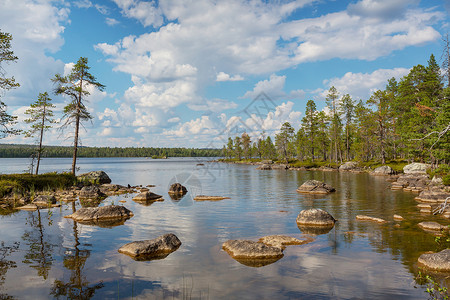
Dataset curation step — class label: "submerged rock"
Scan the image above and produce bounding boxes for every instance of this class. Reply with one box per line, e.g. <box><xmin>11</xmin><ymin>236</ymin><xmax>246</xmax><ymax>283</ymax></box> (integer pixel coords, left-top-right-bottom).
<box><xmin>118</xmin><ymin>233</ymin><xmax>181</xmax><ymax>260</ymax></box>
<box><xmin>168</xmin><ymin>183</ymin><xmax>187</xmax><ymax>195</ymax></box>
<box><xmin>296</xmin><ymin>180</ymin><xmax>336</xmax><ymax>194</ymax></box>
<box><xmin>356</xmin><ymin>215</ymin><xmax>387</xmax><ymax>224</ymax></box>
<box><xmin>222</xmin><ymin>240</ymin><xmax>283</xmax><ymax>261</ymax></box>
<box><xmin>393</xmin><ymin>214</ymin><xmax>404</xmax><ymax>221</ymax></box>
<box><xmin>403</xmin><ymin>163</ymin><xmax>430</xmax><ymax>174</ymax></box>
<box><xmin>418</xmin><ymin>249</ymin><xmax>450</xmax><ymax>271</ymax></box>
<box><xmin>77</xmin><ymin>171</ymin><xmax>111</xmax><ymax>185</ymax></box>
<box><xmin>296</xmin><ymin>208</ymin><xmax>336</xmax><ymax>227</ymax></box>
<box><xmin>258</xmin><ymin>235</ymin><xmax>313</xmax><ymax>249</ymax></box>
<box><xmin>418</xmin><ymin>221</ymin><xmax>447</xmax><ymax>232</ymax></box>
<box><xmin>194</xmin><ymin>195</ymin><xmax>230</xmax><ymax>201</ymax></box>
<box><xmin>65</xmin><ymin>205</ymin><xmax>134</xmax><ymax>223</ymax></box>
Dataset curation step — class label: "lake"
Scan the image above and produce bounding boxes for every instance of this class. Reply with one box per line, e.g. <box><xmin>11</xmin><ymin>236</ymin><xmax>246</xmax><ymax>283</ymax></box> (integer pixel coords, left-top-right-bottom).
<box><xmin>0</xmin><ymin>157</ymin><xmax>448</xmax><ymax>299</ymax></box>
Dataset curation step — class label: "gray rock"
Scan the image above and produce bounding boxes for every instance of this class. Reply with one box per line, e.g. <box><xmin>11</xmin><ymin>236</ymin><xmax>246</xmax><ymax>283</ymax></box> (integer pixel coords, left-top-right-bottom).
<box><xmin>372</xmin><ymin>165</ymin><xmax>394</xmax><ymax>175</ymax></box>
<box><xmin>168</xmin><ymin>183</ymin><xmax>187</xmax><ymax>195</ymax></box>
<box><xmin>339</xmin><ymin>161</ymin><xmax>359</xmax><ymax>171</ymax></box>
<box><xmin>258</xmin><ymin>235</ymin><xmax>313</xmax><ymax>249</ymax></box>
<box><xmin>65</xmin><ymin>205</ymin><xmax>134</xmax><ymax>222</ymax></box>
<box><xmin>431</xmin><ymin>176</ymin><xmax>444</xmax><ymax>185</ymax></box>
<box><xmin>271</xmin><ymin>164</ymin><xmax>289</xmax><ymax>170</ymax></box>
<box><xmin>77</xmin><ymin>171</ymin><xmax>112</xmax><ymax>184</ymax></box>
<box><xmin>79</xmin><ymin>186</ymin><xmax>106</xmax><ymax>199</ymax></box>
<box><xmin>118</xmin><ymin>233</ymin><xmax>181</xmax><ymax>260</ymax></box>
<box><xmin>403</xmin><ymin>163</ymin><xmax>430</xmax><ymax>174</ymax></box>
<box><xmin>296</xmin><ymin>208</ymin><xmax>336</xmax><ymax>227</ymax></box>
<box><xmin>194</xmin><ymin>195</ymin><xmax>229</xmax><ymax>201</ymax></box>
<box><xmin>32</xmin><ymin>195</ymin><xmax>56</xmax><ymax>207</ymax></box>
<box><xmin>222</xmin><ymin>240</ymin><xmax>283</xmax><ymax>259</ymax></box>
<box><xmin>418</xmin><ymin>249</ymin><xmax>450</xmax><ymax>271</ymax></box>
<box><xmin>133</xmin><ymin>191</ymin><xmax>163</xmax><ymax>202</ymax></box>
<box><xmin>257</xmin><ymin>164</ymin><xmax>272</xmax><ymax>170</ymax></box>
<box><xmin>296</xmin><ymin>180</ymin><xmax>336</xmax><ymax>194</ymax></box>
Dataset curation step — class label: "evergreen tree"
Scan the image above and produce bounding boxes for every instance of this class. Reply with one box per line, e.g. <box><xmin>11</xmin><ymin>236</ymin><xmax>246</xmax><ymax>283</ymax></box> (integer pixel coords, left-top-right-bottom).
<box><xmin>367</xmin><ymin>90</ymin><xmax>392</xmax><ymax>164</ymax></box>
<box><xmin>24</xmin><ymin>92</ymin><xmax>56</xmax><ymax>174</ymax></box>
<box><xmin>339</xmin><ymin>94</ymin><xmax>354</xmax><ymax>161</ymax></box>
<box><xmin>226</xmin><ymin>137</ymin><xmax>234</xmax><ymax>159</ymax></box>
<box><xmin>275</xmin><ymin>122</ymin><xmax>295</xmax><ymax>163</ymax></box>
<box><xmin>241</xmin><ymin>132</ymin><xmax>251</xmax><ymax>159</ymax></box>
<box><xmin>326</xmin><ymin>86</ymin><xmax>342</xmax><ymax>162</ymax></box>
<box><xmin>301</xmin><ymin>100</ymin><xmax>318</xmax><ymax>161</ymax></box>
<box><xmin>52</xmin><ymin>57</ymin><xmax>105</xmax><ymax>175</ymax></box>
<box><xmin>233</xmin><ymin>136</ymin><xmax>242</xmax><ymax>160</ymax></box>
<box><xmin>295</xmin><ymin>127</ymin><xmax>307</xmax><ymax>161</ymax></box>
<box><xmin>316</xmin><ymin>111</ymin><xmax>330</xmax><ymax>161</ymax></box>
<box><xmin>0</xmin><ymin>30</ymin><xmax>20</xmax><ymax>138</ymax></box>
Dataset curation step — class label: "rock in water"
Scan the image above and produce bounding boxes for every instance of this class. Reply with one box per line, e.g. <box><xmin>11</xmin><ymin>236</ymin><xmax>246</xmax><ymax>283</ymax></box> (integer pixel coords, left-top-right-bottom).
<box><xmin>118</xmin><ymin>233</ymin><xmax>182</xmax><ymax>260</ymax></box>
<box><xmin>32</xmin><ymin>195</ymin><xmax>56</xmax><ymax>207</ymax></box>
<box><xmin>356</xmin><ymin>215</ymin><xmax>387</xmax><ymax>224</ymax></box>
<box><xmin>78</xmin><ymin>186</ymin><xmax>106</xmax><ymax>199</ymax></box>
<box><xmin>372</xmin><ymin>165</ymin><xmax>394</xmax><ymax>175</ymax></box>
<box><xmin>296</xmin><ymin>208</ymin><xmax>336</xmax><ymax>227</ymax></box>
<box><xmin>194</xmin><ymin>195</ymin><xmax>230</xmax><ymax>201</ymax></box>
<box><xmin>133</xmin><ymin>191</ymin><xmax>163</xmax><ymax>202</ymax></box>
<box><xmin>258</xmin><ymin>235</ymin><xmax>313</xmax><ymax>249</ymax></box>
<box><xmin>418</xmin><ymin>249</ymin><xmax>450</xmax><ymax>271</ymax></box>
<box><xmin>403</xmin><ymin>163</ymin><xmax>430</xmax><ymax>174</ymax></box>
<box><xmin>222</xmin><ymin>240</ymin><xmax>283</xmax><ymax>260</ymax></box>
<box><xmin>418</xmin><ymin>221</ymin><xmax>447</xmax><ymax>232</ymax></box>
<box><xmin>296</xmin><ymin>180</ymin><xmax>336</xmax><ymax>194</ymax></box>
<box><xmin>65</xmin><ymin>205</ymin><xmax>134</xmax><ymax>222</ymax></box>
<box><xmin>77</xmin><ymin>171</ymin><xmax>112</xmax><ymax>184</ymax></box>
<box><xmin>168</xmin><ymin>183</ymin><xmax>187</xmax><ymax>195</ymax></box>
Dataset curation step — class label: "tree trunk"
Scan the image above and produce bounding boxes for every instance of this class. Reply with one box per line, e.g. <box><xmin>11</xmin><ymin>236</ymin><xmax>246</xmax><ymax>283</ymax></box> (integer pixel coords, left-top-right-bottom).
<box><xmin>72</xmin><ymin>114</ymin><xmax>79</xmax><ymax>175</ymax></box>
<box><xmin>35</xmin><ymin>106</ymin><xmax>46</xmax><ymax>175</ymax></box>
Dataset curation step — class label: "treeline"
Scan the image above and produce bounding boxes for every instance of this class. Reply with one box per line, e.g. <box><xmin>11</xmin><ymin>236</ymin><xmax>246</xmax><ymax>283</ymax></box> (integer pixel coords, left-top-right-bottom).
<box><xmin>224</xmin><ymin>54</ymin><xmax>450</xmax><ymax>165</ymax></box>
<box><xmin>0</xmin><ymin>144</ymin><xmax>221</xmax><ymax>158</ymax></box>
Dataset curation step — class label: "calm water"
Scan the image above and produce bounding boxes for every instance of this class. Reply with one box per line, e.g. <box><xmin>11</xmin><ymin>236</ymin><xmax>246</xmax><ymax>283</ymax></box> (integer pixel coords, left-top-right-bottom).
<box><xmin>0</xmin><ymin>157</ymin><xmax>449</xmax><ymax>299</ymax></box>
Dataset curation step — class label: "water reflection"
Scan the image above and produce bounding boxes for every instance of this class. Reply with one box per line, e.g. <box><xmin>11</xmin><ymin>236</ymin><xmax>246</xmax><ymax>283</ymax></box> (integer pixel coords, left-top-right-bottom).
<box><xmin>22</xmin><ymin>209</ymin><xmax>55</xmax><ymax>279</ymax></box>
<box><xmin>50</xmin><ymin>204</ymin><xmax>104</xmax><ymax>299</ymax></box>
<box><xmin>0</xmin><ymin>241</ymin><xmax>19</xmax><ymax>300</ymax></box>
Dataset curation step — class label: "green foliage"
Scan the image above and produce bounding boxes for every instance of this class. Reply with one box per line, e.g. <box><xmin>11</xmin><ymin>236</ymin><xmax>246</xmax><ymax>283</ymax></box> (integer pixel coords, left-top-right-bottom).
<box><xmin>0</xmin><ymin>30</ymin><xmax>20</xmax><ymax>138</ymax></box>
<box><xmin>434</xmin><ymin>226</ymin><xmax>450</xmax><ymax>251</ymax></box>
<box><xmin>0</xmin><ymin>173</ymin><xmax>76</xmax><ymax>198</ymax></box>
<box><xmin>415</xmin><ymin>271</ymin><xmax>449</xmax><ymax>300</ymax></box>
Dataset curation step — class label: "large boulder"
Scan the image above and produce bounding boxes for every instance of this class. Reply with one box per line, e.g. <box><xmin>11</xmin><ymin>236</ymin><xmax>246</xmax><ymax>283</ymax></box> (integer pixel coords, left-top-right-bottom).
<box><xmin>403</xmin><ymin>163</ymin><xmax>430</xmax><ymax>174</ymax></box>
<box><xmin>77</xmin><ymin>171</ymin><xmax>111</xmax><ymax>185</ymax></box>
<box><xmin>339</xmin><ymin>161</ymin><xmax>359</xmax><ymax>171</ymax></box>
<box><xmin>256</xmin><ymin>164</ymin><xmax>272</xmax><ymax>170</ymax></box>
<box><xmin>418</xmin><ymin>249</ymin><xmax>450</xmax><ymax>271</ymax></box>
<box><xmin>296</xmin><ymin>180</ymin><xmax>336</xmax><ymax>194</ymax></box>
<box><xmin>65</xmin><ymin>205</ymin><xmax>134</xmax><ymax>223</ymax></box>
<box><xmin>296</xmin><ymin>208</ymin><xmax>336</xmax><ymax>227</ymax></box>
<box><xmin>118</xmin><ymin>233</ymin><xmax>182</xmax><ymax>260</ymax></box>
<box><xmin>371</xmin><ymin>165</ymin><xmax>394</xmax><ymax>176</ymax></box>
<box><xmin>168</xmin><ymin>183</ymin><xmax>187</xmax><ymax>195</ymax></box>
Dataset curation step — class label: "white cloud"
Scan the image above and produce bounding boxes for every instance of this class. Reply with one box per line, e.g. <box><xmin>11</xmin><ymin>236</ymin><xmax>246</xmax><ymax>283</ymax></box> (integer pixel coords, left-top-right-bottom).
<box><xmin>216</xmin><ymin>72</ymin><xmax>244</xmax><ymax>82</ymax></box>
<box><xmin>95</xmin><ymin>4</ymin><xmax>109</xmax><ymax>15</ymax></box>
<box><xmin>105</xmin><ymin>17</ymin><xmax>119</xmax><ymax>26</ymax></box>
<box><xmin>188</xmin><ymin>98</ymin><xmax>238</xmax><ymax>113</ymax></box>
<box><xmin>322</xmin><ymin>67</ymin><xmax>410</xmax><ymax>100</ymax></box>
<box><xmin>243</xmin><ymin>74</ymin><xmax>306</xmax><ymax>100</ymax></box>
<box><xmin>74</xmin><ymin>0</ymin><xmax>92</xmax><ymax>9</ymax></box>
<box><xmin>163</xmin><ymin>116</ymin><xmax>219</xmax><ymax>138</ymax></box>
<box><xmin>112</xmin><ymin>0</ymin><xmax>163</xmax><ymax>27</ymax></box>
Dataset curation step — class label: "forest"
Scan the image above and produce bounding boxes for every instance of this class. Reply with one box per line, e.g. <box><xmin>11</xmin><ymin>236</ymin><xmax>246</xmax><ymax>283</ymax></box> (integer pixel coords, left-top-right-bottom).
<box><xmin>223</xmin><ymin>54</ymin><xmax>450</xmax><ymax>168</ymax></box>
<box><xmin>0</xmin><ymin>144</ymin><xmax>221</xmax><ymax>158</ymax></box>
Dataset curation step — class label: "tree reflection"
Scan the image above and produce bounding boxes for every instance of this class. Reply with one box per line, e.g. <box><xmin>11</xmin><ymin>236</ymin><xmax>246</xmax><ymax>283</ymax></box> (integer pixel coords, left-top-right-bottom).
<box><xmin>22</xmin><ymin>209</ymin><xmax>55</xmax><ymax>279</ymax></box>
<box><xmin>50</xmin><ymin>203</ymin><xmax>103</xmax><ymax>299</ymax></box>
<box><xmin>0</xmin><ymin>241</ymin><xmax>19</xmax><ymax>300</ymax></box>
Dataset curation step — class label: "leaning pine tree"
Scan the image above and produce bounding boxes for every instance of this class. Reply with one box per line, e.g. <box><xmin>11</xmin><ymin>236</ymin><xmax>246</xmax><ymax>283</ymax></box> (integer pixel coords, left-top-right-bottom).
<box><xmin>52</xmin><ymin>57</ymin><xmax>105</xmax><ymax>175</ymax></box>
<box><xmin>24</xmin><ymin>92</ymin><xmax>55</xmax><ymax>175</ymax></box>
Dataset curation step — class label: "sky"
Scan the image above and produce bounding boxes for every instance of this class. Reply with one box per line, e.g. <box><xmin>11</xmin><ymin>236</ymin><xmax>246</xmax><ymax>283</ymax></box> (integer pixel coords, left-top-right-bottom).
<box><xmin>0</xmin><ymin>0</ymin><xmax>449</xmax><ymax>148</ymax></box>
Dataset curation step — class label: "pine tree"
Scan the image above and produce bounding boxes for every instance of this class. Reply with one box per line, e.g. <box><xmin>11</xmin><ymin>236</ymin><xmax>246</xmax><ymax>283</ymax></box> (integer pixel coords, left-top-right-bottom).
<box><xmin>275</xmin><ymin>122</ymin><xmax>295</xmax><ymax>163</ymax></box>
<box><xmin>52</xmin><ymin>57</ymin><xmax>105</xmax><ymax>175</ymax></box>
<box><xmin>24</xmin><ymin>92</ymin><xmax>56</xmax><ymax>174</ymax></box>
<box><xmin>326</xmin><ymin>86</ymin><xmax>342</xmax><ymax>162</ymax></box>
<box><xmin>302</xmin><ymin>100</ymin><xmax>318</xmax><ymax>161</ymax></box>
<box><xmin>0</xmin><ymin>30</ymin><xmax>20</xmax><ymax>138</ymax></box>
<box><xmin>367</xmin><ymin>90</ymin><xmax>391</xmax><ymax>164</ymax></box>
<box><xmin>339</xmin><ymin>94</ymin><xmax>354</xmax><ymax>161</ymax></box>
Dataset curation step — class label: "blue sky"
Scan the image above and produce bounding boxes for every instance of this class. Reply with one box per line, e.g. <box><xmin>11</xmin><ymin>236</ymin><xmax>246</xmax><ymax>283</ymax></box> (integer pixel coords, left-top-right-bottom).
<box><xmin>1</xmin><ymin>0</ymin><xmax>449</xmax><ymax>148</ymax></box>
